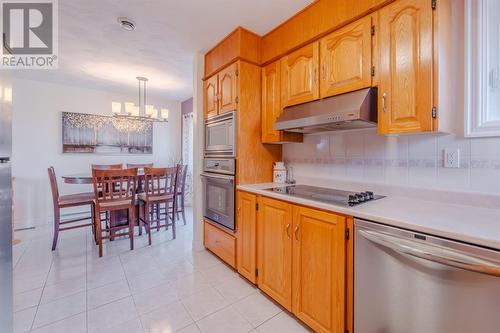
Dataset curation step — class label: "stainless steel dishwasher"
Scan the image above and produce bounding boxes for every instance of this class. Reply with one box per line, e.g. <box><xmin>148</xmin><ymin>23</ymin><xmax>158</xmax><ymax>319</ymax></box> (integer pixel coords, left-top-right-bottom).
<box><xmin>354</xmin><ymin>218</ymin><xmax>500</xmax><ymax>333</ymax></box>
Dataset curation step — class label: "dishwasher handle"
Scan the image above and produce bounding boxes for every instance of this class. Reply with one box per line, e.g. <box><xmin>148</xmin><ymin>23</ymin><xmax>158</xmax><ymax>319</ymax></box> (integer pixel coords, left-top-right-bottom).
<box><xmin>358</xmin><ymin>228</ymin><xmax>500</xmax><ymax>277</ymax></box>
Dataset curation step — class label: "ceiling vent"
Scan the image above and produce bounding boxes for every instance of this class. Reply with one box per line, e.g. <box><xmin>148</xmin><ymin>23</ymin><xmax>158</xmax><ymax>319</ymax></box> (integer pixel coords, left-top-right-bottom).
<box><xmin>117</xmin><ymin>17</ymin><xmax>135</xmax><ymax>31</ymax></box>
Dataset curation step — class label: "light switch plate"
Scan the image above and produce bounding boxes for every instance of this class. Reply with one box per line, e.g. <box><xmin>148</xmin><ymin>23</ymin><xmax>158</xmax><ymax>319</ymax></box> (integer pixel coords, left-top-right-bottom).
<box><xmin>444</xmin><ymin>149</ymin><xmax>460</xmax><ymax>168</ymax></box>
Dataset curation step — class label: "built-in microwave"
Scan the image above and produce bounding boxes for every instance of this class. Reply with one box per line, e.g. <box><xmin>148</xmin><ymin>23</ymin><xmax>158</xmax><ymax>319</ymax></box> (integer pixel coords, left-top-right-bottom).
<box><xmin>204</xmin><ymin>112</ymin><xmax>236</xmax><ymax>157</ymax></box>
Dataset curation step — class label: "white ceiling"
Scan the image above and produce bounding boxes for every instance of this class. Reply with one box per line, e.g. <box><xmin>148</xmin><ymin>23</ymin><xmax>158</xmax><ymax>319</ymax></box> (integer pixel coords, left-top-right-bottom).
<box><xmin>13</xmin><ymin>0</ymin><xmax>313</xmax><ymax>101</ymax></box>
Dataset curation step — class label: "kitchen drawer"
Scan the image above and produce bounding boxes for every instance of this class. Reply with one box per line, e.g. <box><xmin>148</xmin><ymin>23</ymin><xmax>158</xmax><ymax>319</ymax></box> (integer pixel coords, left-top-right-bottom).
<box><xmin>204</xmin><ymin>220</ymin><xmax>236</xmax><ymax>268</ymax></box>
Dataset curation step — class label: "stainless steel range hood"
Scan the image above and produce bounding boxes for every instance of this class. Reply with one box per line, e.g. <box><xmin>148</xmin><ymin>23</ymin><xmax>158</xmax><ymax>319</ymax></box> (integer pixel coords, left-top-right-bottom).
<box><xmin>274</xmin><ymin>87</ymin><xmax>378</xmax><ymax>133</ymax></box>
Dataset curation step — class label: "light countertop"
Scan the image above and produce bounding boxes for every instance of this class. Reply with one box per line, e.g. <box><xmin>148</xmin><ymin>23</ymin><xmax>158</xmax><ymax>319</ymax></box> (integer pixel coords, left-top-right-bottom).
<box><xmin>237</xmin><ymin>182</ymin><xmax>500</xmax><ymax>250</ymax></box>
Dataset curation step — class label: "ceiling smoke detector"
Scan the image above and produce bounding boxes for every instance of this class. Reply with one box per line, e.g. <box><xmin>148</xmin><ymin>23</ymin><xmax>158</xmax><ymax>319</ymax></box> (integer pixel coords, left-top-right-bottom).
<box><xmin>117</xmin><ymin>17</ymin><xmax>135</xmax><ymax>31</ymax></box>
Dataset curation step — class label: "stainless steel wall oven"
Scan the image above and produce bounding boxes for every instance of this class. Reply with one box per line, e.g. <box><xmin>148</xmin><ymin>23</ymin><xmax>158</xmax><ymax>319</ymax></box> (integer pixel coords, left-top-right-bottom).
<box><xmin>201</xmin><ymin>158</ymin><xmax>235</xmax><ymax>231</ymax></box>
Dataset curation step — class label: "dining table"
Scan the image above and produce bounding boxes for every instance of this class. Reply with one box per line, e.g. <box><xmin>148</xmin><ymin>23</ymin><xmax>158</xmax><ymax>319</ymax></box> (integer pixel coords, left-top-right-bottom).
<box><xmin>62</xmin><ymin>169</ymin><xmax>146</xmax><ymax>184</ymax></box>
<box><xmin>62</xmin><ymin>170</ymin><xmax>148</xmax><ymax>237</ymax></box>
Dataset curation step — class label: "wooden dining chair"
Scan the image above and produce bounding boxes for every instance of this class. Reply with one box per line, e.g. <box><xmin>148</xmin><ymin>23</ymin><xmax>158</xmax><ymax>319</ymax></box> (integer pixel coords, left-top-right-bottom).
<box><xmin>176</xmin><ymin>164</ymin><xmax>188</xmax><ymax>225</ymax></box>
<box><xmin>91</xmin><ymin>164</ymin><xmax>123</xmax><ymax>170</ymax></box>
<box><xmin>48</xmin><ymin>167</ymin><xmax>95</xmax><ymax>251</ymax></box>
<box><xmin>138</xmin><ymin>167</ymin><xmax>178</xmax><ymax>242</ymax></box>
<box><xmin>127</xmin><ymin>163</ymin><xmax>153</xmax><ymax>193</ymax></box>
<box><xmin>92</xmin><ymin>168</ymin><xmax>138</xmax><ymax>257</ymax></box>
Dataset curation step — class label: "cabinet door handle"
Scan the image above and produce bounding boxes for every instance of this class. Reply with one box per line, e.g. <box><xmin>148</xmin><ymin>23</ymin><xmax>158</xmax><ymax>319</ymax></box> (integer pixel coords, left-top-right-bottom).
<box><xmin>382</xmin><ymin>93</ymin><xmax>387</xmax><ymax>113</ymax></box>
<box><xmin>286</xmin><ymin>223</ymin><xmax>291</xmax><ymax>239</ymax></box>
<box><xmin>322</xmin><ymin>64</ymin><xmax>326</xmax><ymax>81</ymax></box>
<box><xmin>313</xmin><ymin>68</ymin><xmax>317</xmax><ymax>84</ymax></box>
<box><xmin>294</xmin><ymin>224</ymin><xmax>299</xmax><ymax>241</ymax></box>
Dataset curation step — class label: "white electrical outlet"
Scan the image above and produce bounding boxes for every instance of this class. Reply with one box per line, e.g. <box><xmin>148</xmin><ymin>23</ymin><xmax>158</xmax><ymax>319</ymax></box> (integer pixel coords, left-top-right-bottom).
<box><xmin>444</xmin><ymin>149</ymin><xmax>460</xmax><ymax>168</ymax></box>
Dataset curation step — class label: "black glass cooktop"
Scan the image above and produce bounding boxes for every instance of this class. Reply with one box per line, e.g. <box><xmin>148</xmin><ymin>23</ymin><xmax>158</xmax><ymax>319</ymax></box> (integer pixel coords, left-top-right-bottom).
<box><xmin>264</xmin><ymin>185</ymin><xmax>385</xmax><ymax>207</ymax></box>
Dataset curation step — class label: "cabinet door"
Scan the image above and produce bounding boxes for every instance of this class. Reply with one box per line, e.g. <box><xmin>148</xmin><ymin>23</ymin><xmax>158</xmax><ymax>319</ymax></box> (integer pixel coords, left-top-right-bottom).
<box><xmin>262</xmin><ymin>61</ymin><xmax>303</xmax><ymax>144</ymax></box>
<box><xmin>320</xmin><ymin>16</ymin><xmax>372</xmax><ymax>98</ymax></box>
<box><xmin>204</xmin><ymin>74</ymin><xmax>218</xmax><ymax>118</ymax></box>
<box><xmin>262</xmin><ymin>60</ymin><xmax>282</xmax><ymax>143</ymax></box>
<box><xmin>281</xmin><ymin>42</ymin><xmax>320</xmax><ymax>107</ymax></box>
<box><xmin>218</xmin><ymin>62</ymin><xmax>238</xmax><ymax>114</ymax></box>
<box><xmin>236</xmin><ymin>191</ymin><xmax>257</xmax><ymax>283</ymax></box>
<box><xmin>292</xmin><ymin>206</ymin><xmax>346</xmax><ymax>333</ymax></box>
<box><xmin>257</xmin><ymin>196</ymin><xmax>293</xmax><ymax>311</ymax></box>
<box><xmin>377</xmin><ymin>0</ymin><xmax>433</xmax><ymax>134</ymax></box>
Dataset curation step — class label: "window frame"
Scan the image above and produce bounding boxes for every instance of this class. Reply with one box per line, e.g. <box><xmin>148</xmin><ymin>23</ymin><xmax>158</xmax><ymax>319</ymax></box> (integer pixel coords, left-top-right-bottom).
<box><xmin>464</xmin><ymin>0</ymin><xmax>500</xmax><ymax>137</ymax></box>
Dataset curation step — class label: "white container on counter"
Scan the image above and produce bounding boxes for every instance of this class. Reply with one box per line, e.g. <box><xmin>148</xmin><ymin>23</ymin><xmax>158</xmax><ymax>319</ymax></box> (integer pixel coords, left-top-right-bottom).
<box><xmin>273</xmin><ymin>162</ymin><xmax>287</xmax><ymax>183</ymax></box>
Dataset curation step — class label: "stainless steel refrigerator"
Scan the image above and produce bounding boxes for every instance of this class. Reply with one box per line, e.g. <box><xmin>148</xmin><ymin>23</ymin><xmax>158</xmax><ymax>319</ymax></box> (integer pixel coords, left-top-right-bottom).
<box><xmin>0</xmin><ymin>79</ymin><xmax>13</xmax><ymax>333</ymax></box>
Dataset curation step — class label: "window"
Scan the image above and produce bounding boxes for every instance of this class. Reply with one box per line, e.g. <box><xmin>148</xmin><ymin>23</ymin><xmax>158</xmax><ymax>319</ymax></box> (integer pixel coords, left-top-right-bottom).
<box><xmin>465</xmin><ymin>0</ymin><xmax>500</xmax><ymax>137</ymax></box>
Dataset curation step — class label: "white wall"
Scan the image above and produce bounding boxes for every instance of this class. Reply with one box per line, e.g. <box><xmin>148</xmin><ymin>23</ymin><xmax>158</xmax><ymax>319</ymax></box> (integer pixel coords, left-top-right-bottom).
<box><xmin>284</xmin><ymin>130</ymin><xmax>500</xmax><ymax>195</ymax></box>
<box><xmin>191</xmin><ymin>54</ymin><xmax>205</xmax><ymax>251</ymax></box>
<box><xmin>12</xmin><ymin>78</ymin><xmax>182</xmax><ymax>227</ymax></box>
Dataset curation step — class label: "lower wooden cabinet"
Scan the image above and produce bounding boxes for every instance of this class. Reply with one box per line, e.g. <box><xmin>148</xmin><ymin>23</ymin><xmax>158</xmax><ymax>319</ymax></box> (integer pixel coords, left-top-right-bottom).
<box><xmin>236</xmin><ymin>191</ymin><xmax>257</xmax><ymax>283</ymax></box>
<box><xmin>257</xmin><ymin>196</ymin><xmax>293</xmax><ymax>311</ymax></box>
<box><xmin>235</xmin><ymin>193</ymin><xmax>351</xmax><ymax>333</ymax></box>
<box><xmin>204</xmin><ymin>220</ymin><xmax>236</xmax><ymax>268</ymax></box>
<box><xmin>292</xmin><ymin>206</ymin><xmax>346</xmax><ymax>333</ymax></box>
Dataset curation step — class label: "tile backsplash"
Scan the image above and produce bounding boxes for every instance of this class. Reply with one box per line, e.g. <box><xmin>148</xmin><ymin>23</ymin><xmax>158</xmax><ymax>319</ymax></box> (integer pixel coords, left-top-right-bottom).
<box><xmin>283</xmin><ymin>129</ymin><xmax>500</xmax><ymax>195</ymax></box>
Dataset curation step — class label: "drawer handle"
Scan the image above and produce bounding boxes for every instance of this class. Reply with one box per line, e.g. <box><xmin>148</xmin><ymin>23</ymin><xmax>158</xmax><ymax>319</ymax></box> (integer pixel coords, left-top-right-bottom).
<box><xmin>286</xmin><ymin>223</ymin><xmax>291</xmax><ymax>239</ymax></box>
<box><xmin>294</xmin><ymin>224</ymin><xmax>299</xmax><ymax>241</ymax></box>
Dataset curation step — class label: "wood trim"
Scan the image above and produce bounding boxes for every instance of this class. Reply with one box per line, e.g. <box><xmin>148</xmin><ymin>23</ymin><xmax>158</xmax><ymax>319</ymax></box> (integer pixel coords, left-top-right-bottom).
<box><xmin>204</xmin><ymin>27</ymin><xmax>261</xmax><ymax>78</ymax></box>
<box><xmin>202</xmin><ymin>57</ymin><xmax>261</xmax><ymax>81</ymax></box>
<box><xmin>236</xmin><ymin>61</ymin><xmax>282</xmax><ymax>185</ymax></box>
<box><xmin>249</xmin><ymin>193</ymin><xmax>353</xmax><ymax>220</ymax></box>
<box><xmin>346</xmin><ymin>216</ymin><xmax>354</xmax><ymax>333</ymax></box>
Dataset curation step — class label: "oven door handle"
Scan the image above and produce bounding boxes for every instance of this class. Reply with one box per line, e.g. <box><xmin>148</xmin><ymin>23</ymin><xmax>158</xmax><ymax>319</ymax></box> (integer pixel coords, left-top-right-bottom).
<box><xmin>358</xmin><ymin>229</ymin><xmax>500</xmax><ymax>277</ymax></box>
<box><xmin>201</xmin><ymin>173</ymin><xmax>235</xmax><ymax>182</ymax></box>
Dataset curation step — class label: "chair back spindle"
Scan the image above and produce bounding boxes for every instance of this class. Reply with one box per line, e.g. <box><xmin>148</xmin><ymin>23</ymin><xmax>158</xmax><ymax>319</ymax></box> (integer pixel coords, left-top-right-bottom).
<box><xmin>143</xmin><ymin>167</ymin><xmax>177</xmax><ymax>200</ymax></box>
<box><xmin>92</xmin><ymin>168</ymin><xmax>137</xmax><ymax>205</ymax></box>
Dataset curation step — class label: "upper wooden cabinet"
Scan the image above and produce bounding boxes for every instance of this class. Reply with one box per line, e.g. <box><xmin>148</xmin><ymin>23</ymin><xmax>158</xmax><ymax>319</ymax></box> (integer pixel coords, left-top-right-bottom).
<box><xmin>281</xmin><ymin>42</ymin><xmax>320</xmax><ymax>107</ymax></box>
<box><xmin>376</xmin><ymin>0</ymin><xmax>434</xmax><ymax>134</ymax></box>
<box><xmin>204</xmin><ymin>62</ymin><xmax>238</xmax><ymax>118</ymax></box>
<box><xmin>236</xmin><ymin>191</ymin><xmax>257</xmax><ymax>283</ymax></box>
<box><xmin>320</xmin><ymin>16</ymin><xmax>373</xmax><ymax>98</ymax></box>
<box><xmin>204</xmin><ymin>75</ymin><xmax>218</xmax><ymax>118</ymax></box>
<box><xmin>262</xmin><ymin>61</ymin><xmax>303</xmax><ymax>144</ymax></box>
<box><xmin>292</xmin><ymin>206</ymin><xmax>346</xmax><ymax>333</ymax></box>
<box><xmin>257</xmin><ymin>196</ymin><xmax>293</xmax><ymax>311</ymax></box>
<box><xmin>261</xmin><ymin>0</ymin><xmax>393</xmax><ymax>63</ymax></box>
<box><xmin>218</xmin><ymin>63</ymin><xmax>238</xmax><ymax>114</ymax></box>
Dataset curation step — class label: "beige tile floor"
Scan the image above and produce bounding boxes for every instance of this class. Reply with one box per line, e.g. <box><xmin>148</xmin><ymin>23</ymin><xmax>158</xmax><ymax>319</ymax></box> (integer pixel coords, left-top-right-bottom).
<box><xmin>12</xmin><ymin>208</ymin><xmax>311</xmax><ymax>333</ymax></box>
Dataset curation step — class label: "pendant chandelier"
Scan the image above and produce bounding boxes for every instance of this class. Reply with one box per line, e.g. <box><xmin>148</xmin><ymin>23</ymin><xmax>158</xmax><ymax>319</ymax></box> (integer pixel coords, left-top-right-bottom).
<box><xmin>112</xmin><ymin>76</ymin><xmax>169</xmax><ymax>122</ymax></box>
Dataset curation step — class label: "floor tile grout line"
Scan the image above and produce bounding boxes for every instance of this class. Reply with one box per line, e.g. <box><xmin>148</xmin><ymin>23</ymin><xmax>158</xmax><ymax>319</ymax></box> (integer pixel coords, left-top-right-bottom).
<box><xmin>27</xmin><ymin>310</ymin><xmax>88</xmax><ymax>333</ymax></box>
<box><xmin>118</xmin><ymin>252</ymin><xmax>146</xmax><ymax>333</ymax></box>
<box><xmin>252</xmin><ymin>311</ymin><xmax>284</xmax><ymax>331</ymax></box>
<box><xmin>172</xmin><ymin>301</ymin><xmax>197</xmax><ymax>333</ymax></box>
<box><xmin>12</xmin><ymin>238</ymin><xmax>31</xmax><ymax>270</ymax></box>
<box><xmin>28</xmin><ymin>251</ymin><xmax>54</xmax><ymax>331</ymax></box>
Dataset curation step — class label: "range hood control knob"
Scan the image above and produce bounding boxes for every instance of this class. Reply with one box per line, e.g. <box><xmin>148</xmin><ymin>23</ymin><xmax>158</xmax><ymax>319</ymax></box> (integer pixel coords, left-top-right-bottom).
<box><xmin>348</xmin><ymin>195</ymin><xmax>358</xmax><ymax>206</ymax></box>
